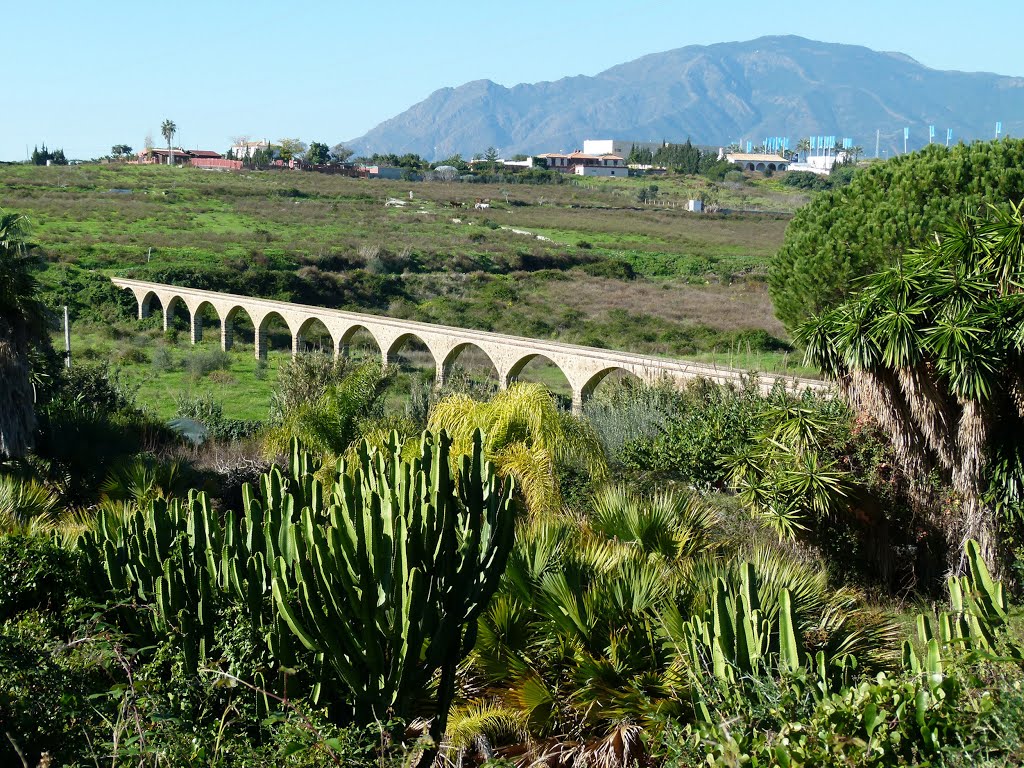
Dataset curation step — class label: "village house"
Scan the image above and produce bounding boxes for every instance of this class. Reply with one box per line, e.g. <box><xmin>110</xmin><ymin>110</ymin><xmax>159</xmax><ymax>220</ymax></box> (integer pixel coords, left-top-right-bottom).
<box><xmin>134</xmin><ymin>148</ymin><xmax>242</xmax><ymax>170</ymax></box>
<box><xmin>536</xmin><ymin>151</ymin><xmax>628</xmax><ymax>177</ymax></box>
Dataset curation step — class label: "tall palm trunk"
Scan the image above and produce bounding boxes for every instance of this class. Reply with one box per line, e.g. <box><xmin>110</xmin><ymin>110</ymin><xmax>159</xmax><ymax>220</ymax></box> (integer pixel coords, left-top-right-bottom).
<box><xmin>951</xmin><ymin>399</ymin><xmax>997</xmax><ymax>574</ymax></box>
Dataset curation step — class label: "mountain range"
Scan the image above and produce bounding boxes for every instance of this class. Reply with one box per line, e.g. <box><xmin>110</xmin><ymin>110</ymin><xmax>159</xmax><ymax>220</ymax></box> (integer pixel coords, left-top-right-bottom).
<box><xmin>346</xmin><ymin>36</ymin><xmax>1024</xmax><ymax>160</ymax></box>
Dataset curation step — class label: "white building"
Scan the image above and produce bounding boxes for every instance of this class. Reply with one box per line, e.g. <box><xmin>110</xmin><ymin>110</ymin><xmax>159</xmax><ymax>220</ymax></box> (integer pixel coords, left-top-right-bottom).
<box><xmin>536</xmin><ymin>151</ymin><xmax>628</xmax><ymax>177</ymax></box>
<box><xmin>583</xmin><ymin>139</ymin><xmax>665</xmax><ymax>160</ymax></box>
<box><xmin>724</xmin><ymin>152</ymin><xmax>790</xmax><ymax>172</ymax></box>
<box><xmin>230</xmin><ymin>140</ymin><xmax>272</xmax><ymax>159</ymax></box>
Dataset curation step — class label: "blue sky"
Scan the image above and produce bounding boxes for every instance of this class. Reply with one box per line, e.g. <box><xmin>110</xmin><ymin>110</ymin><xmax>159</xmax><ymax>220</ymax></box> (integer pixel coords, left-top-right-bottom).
<box><xmin>3</xmin><ymin>0</ymin><xmax>1019</xmax><ymax>161</ymax></box>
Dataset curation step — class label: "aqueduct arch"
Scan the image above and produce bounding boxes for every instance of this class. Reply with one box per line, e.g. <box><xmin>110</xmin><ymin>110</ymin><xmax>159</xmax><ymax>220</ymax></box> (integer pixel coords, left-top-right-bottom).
<box><xmin>114</xmin><ymin>279</ymin><xmax>825</xmax><ymax>412</ymax></box>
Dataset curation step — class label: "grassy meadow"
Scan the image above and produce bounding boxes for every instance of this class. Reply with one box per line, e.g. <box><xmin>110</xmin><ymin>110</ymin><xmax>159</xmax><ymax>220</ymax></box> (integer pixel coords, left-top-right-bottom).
<box><xmin>1</xmin><ymin>162</ymin><xmax>817</xmax><ymax>419</ymax></box>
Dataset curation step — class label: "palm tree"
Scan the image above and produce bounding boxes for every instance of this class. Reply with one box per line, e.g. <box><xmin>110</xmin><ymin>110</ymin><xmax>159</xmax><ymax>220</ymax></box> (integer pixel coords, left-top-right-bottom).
<box><xmin>160</xmin><ymin>118</ymin><xmax>177</xmax><ymax>164</ymax></box>
<box><xmin>796</xmin><ymin>137</ymin><xmax>811</xmax><ymax>160</ymax></box>
<box><xmin>428</xmin><ymin>382</ymin><xmax>606</xmax><ymax>515</ymax></box>
<box><xmin>0</xmin><ymin>211</ymin><xmax>46</xmax><ymax>459</ymax></box>
<box><xmin>797</xmin><ymin>203</ymin><xmax>1024</xmax><ymax>573</ymax></box>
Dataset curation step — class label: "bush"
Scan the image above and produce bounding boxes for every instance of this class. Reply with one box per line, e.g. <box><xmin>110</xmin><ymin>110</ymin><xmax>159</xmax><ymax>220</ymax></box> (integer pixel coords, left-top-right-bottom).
<box><xmin>580</xmin><ymin>258</ymin><xmax>635</xmax><ymax>280</ymax></box>
<box><xmin>0</xmin><ymin>535</ymin><xmax>81</xmax><ymax>623</ymax></box>
<box><xmin>151</xmin><ymin>344</ymin><xmax>174</xmax><ymax>372</ymax></box>
<box><xmin>618</xmin><ymin>378</ymin><xmax>767</xmax><ymax>489</ymax></box>
<box><xmin>184</xmin><ymin>348</ymin><xmax>231</xmax><ymax>378</ymax></box>
<box><xmin>174</xmin><ymin>393</ymin><xmax>261</xmax><ymax>443</ymax></box>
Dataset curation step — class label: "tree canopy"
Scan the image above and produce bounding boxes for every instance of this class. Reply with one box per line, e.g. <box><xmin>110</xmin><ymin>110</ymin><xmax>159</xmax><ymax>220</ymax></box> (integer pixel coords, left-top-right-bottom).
<box><xmin>770</xmin><ymin>140</ymin><xmax>1024</xmax><ymax>332</ymax></box>
<box><xmin>305</xmin><ymin>141</ymin><xmax>330</xmax><ymax>165</ymax></box>
<box><xmin>797</xmin><ymin>203</ymin><xmax>1024</xmax><ymax>572</ymax></box>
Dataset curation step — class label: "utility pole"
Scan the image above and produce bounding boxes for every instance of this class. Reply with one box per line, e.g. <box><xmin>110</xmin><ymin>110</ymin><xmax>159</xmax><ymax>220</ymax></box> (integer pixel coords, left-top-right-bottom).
<box><xmin>875</xmin><ymin>129</ymin><xmax>880</xmax><ymax>159</ymax></box>
<box><xmin>63</xmin><ymin>306</ymin><xmax>71</xmax><ymax>368</ymax></box>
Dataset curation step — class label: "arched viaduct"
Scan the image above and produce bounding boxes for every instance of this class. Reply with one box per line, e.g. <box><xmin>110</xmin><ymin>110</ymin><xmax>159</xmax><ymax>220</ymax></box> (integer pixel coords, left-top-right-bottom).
<box><xmin>113</xmin><ymin>278</ymin><xmax>826</xmax><ymax>412</ymax></box>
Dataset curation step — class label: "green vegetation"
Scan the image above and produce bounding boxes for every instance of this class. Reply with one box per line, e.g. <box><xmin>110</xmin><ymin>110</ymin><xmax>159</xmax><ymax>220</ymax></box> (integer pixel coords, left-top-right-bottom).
<box><xmin>770</xmin><ymin>139</ymin><xmax>1024</xmax><ymax>330</ymax></box>
<box><xmin>6</xmin><ymin>150</ymin><xmax>1024</xmax><ymax>765</ymax></box>
<box><xmin>798</xmin><ymin>203</ymin><xmax>1024</xmax><ymax>574</ymax></box>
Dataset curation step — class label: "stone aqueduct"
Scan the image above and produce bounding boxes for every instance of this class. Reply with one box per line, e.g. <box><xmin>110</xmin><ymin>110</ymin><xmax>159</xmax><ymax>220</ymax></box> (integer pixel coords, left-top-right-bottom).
<box><xmin>113</xmin><ymin>278</ymin><xmax>825</xmax><ymax>411</ymax></box>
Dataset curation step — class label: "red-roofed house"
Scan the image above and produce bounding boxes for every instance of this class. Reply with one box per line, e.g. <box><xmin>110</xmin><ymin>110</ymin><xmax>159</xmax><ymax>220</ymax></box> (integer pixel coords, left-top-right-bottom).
<box><xmin>536</xmin><ymin>151</ymin><xmax>628</xmax><ymax>177</ymax></box>
<box><xmin>134</xmin><ymin>148</ymin><xmax>242</xmax><ymax>170</ymax></box>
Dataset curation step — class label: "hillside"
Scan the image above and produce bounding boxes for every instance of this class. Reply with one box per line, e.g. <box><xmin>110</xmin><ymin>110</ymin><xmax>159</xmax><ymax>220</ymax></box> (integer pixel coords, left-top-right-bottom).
<box><xmin>347</xmin><ymin>35</ymin><xmax>1024</xmax><ymax>159</ymax></box>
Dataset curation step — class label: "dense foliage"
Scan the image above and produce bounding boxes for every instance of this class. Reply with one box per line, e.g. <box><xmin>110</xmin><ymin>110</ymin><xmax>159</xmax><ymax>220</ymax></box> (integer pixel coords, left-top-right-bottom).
<box><xmin>799</xmin><ymin>204</ymin><xmax>1024</xmax><ymax>574</ymax></box>
<box><xmin>771</xmin><ymin>139</ymin><xmax>1024</xmax><ymax>330</ymax></box>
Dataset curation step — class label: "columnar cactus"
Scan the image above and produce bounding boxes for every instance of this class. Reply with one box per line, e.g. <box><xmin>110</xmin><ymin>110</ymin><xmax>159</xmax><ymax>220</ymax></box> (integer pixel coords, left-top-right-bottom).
<box><xmin>272</xmin><ymin>429</ymin><xmax>517</xmax><ymax>737</ymax></box>
<box><xmin>78</xmin><ymin>429</ymin><xmax>517</xmax><ymax>743</ymax></box>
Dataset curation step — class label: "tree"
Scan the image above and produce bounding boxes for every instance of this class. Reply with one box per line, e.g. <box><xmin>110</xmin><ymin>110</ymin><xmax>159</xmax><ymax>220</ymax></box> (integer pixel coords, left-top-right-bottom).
<box><xmin>329</xmin><ymin>143</ymin><xmax>354</xmax><ymax>164</ymax></box>
<box><xmin>484</xmin><ymin>146</ymin><xmax>499</xmax><ymax>162</ymax></box>
<box><xmin>305</xmin><ymin>141</ymin><xmax>330</xmax><ymax>165</ymax></box>
<box><xmin>0</xmin><ymin>211</ymin><xmax>47</xmax><ymax>458</ymax></box>
<box><xmin>770</xmin><ymin>139</ymin><xmax>1024</xmax><ymax>332</ymax></box>
<box><xmin>276</xmin><ymin>138</ymin><xmax>307</xmax><ymax>162</ymax></box>
<box><xmin>160</xmin><ymin>119</ymin><xmax>176</xmax><ymax>155</ymax></box>
<box><xmin>110</xmin><ymin>144</ymin><xmax>133</xmax><ymax>160</ymax></box>
<box><xmin>797</xmin><ymin>204</ymin><xmax>1024</xmax><ymax>574</ymax></box>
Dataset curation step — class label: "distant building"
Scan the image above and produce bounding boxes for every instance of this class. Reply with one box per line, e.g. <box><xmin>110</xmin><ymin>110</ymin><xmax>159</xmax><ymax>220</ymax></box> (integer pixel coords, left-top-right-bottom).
<box><xmin>584</xmin><ymin>139</ymin><xmax>665</xmax><ymax>160</ymax></box>
<box><xmin>134</xmin><ymin>148</ymin><xmax>241</xmax><ymax>170</ymax></box>
<box><xmin>724</xmin><ymin>152</ymin><xmax>790</xmax><ymax>172</ymax></box>
<box><xmin>787</xmin><ymin>153</ymin><xmax>848</xmax><ymax>175</ymax></box>
<box><xmin>137</xmin><ymin>148</ymin><xmax>190</xmax><ymax>166</ymax></box>
<box><xmin>536</xmin><ymin>151</ymin><xmax>628</xmax><ymax>177</ymax></box>
<box><xmin>231</xmin><ymin>140</ymin><xmax>272</xmax><ymax>159</ymax></box>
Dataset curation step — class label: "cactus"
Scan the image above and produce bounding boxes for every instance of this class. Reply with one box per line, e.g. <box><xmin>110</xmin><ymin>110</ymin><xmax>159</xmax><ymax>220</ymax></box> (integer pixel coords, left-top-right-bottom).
<box><xmin>271</xmin><ymin>428</ymin><xmax>517</xmax><ymax>746</ymax></box>
<box><xmin>78</xmin><ymin>429</ymin><xmax>516</xmax><ymax>748</ymax></box>
<box><xmin>673</xmin><ymin>562</ymin><xmax>806</xmax><ymax>687</ymax></box>
<box><xmin>911</xmin><ymin>539</ymin><xmax>1019</xmax><ymax>667</ymax></box>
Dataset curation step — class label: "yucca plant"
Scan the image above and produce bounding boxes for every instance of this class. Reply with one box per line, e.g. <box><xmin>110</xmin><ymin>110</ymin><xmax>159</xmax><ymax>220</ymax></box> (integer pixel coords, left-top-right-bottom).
<box><xmin>797</xmin><ymin>203</ymin><xmax>1024</xmax><ymax>572</ymax></box>
<box><xmin>723</xmin><ymin>395</ymin><xmax>852</xmax><ymax>539</ymax></box>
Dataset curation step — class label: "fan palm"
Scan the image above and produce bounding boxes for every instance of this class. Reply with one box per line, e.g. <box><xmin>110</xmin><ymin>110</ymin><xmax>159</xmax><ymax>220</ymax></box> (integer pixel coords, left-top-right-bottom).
<box><xmin>469</xmin><ymin>489</ymin><xmax>716</xmax><ymax>759</ymax></box>
<box><xmin>160</xmin><ymin>118</ymin><xmax>176</xmax><ymax>151</ymax></box>
<box><xmin>0</xmin><ymin>210</ymin><xmax>46</xmax><ymax>459</ymax></box>
<box><xmin>0</xmin><ymin>473</ymin><xmax>60</xmax><ymax>533</ymax></box>
<box><xmin>797</xmin><ymin>203</ymin><xmax>1024</xmax><ymax>572</ymax></box>
<box><xmin>428</xmin><ymin>383</ymin><xmax>607</xmax><ymax>515</ymax></box>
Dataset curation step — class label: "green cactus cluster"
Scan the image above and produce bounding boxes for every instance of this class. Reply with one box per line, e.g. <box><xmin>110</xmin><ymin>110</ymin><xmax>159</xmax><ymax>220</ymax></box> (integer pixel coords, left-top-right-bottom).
<box><xmin>905</xmin><ymin>539</ymin><xmax>1021</xmax><ymax>674</ymax></box>
<box><xmin>78</xmin><ymin>429</ymin><xmax>517</xmax><ymax>736</ymax></box>
<box><xmin>674</xmin><ymin>562</ymin><xmax>804</xmax><ymax>684</ymax></box>
<box><xmin>273</xmin><ymin>430</ymin><xmax>515</xmax><ymax>731</ymax></box>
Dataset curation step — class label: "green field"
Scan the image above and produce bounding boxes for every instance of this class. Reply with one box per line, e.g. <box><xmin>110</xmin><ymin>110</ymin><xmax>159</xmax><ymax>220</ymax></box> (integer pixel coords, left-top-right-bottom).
<box><xmin>3</xmin><ymin>162</ymin><xmax>817</xmax><ymax>419</ymax></box>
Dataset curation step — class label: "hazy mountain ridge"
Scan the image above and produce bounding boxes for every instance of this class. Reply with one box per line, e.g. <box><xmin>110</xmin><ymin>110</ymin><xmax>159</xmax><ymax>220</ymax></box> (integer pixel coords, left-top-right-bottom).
<box><xmin>346</xmin><ymin>36</ymin><xmax>1024</xmax><ymax>160</ymax></box>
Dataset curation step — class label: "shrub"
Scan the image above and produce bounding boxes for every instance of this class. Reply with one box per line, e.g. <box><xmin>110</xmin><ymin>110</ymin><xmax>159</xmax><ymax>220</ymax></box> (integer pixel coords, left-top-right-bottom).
<box><xmin>150</xmin><ymin>344</ymin><xmax>174</xmax><ymax>372</ymax></box>
<box><xmin>0</xmin><ymin>535</ymin><xmax>81</xmax><ymax>623</ymax></box>
<box><xmin>115</xmin><ymin>345</ymin><xmax>149</xmax><ymax>365</ymax></box>
<box><xmin>184</xmin><ymin>348</ymin><xmax>231</xmax><ymax>378</ymax></box>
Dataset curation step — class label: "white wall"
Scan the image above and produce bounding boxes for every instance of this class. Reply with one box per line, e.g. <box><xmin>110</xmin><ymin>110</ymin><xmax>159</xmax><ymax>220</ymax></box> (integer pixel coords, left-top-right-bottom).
<box><xmin>583</xmin><ymin>139</ymin><xmax>663</xmax><ymax>158</ymax></box>
<box><xmin>574</xmin><ymin>165</ymin><xmax>627</xmax><ymax>177</ymax></box>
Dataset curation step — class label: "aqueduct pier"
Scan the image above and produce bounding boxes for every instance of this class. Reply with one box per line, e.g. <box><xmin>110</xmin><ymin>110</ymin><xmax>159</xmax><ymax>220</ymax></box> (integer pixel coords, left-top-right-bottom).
<box><xmin>113</xmin><ymin>278</ymin><xmax>826</xmax><ymax>412</ymax></box>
